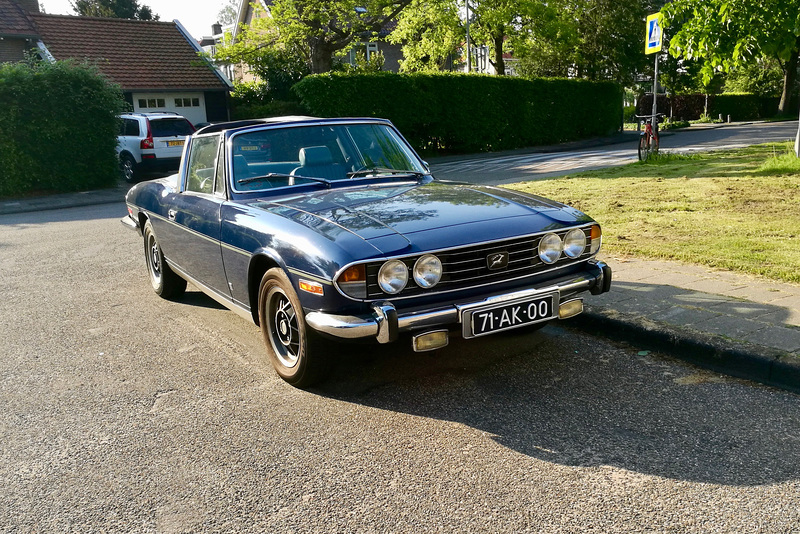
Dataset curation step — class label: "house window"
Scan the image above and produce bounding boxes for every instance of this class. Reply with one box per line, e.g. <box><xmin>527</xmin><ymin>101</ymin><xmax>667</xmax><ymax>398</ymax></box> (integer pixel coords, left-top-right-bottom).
<box><xmin>138</xmin><ymin>98</ymin><xmax>166</xmax><ymax>109</ymax></box>
<box><xmin>349</xmin><ymin>42</ymin><xmax>379</xmax><ymax>65</ymax></box>
<box><xmin>175</xmin><ymin>98</ymin><xmax>201</xmax><ymax>107</ymax></box>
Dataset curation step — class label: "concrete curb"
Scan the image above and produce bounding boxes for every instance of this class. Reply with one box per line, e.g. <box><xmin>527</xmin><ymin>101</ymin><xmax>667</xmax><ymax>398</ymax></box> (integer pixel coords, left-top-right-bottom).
<box><xmin>573</xmin><ymin>305</ymin><xmax>800</xmax><ymax>395</ymax></box>
<box><xmin>0</xmin><ymin>186</ymin><xmax>128</xmax><ymax>216</ymax></box>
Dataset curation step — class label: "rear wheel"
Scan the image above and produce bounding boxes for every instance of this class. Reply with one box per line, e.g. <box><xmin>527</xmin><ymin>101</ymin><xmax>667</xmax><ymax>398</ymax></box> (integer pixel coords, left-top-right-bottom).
<box><xmin>143</xmin><ymin>220</ymin><xmax>186</xmax><ymax>299</ymax></box>
<box><xmin>258</xmin><ymin>268</ymin><xmax>330</xmax><ymax>388</ymax></box>
<box><xmin>638</xmin><ymin>134</ymin><xmax>650</xmax><ymax>161</ymax></box>
<box><xmin>120</xmin><ymin>154</ymin><xmax>138</xmax><ymax>183</ymax></box>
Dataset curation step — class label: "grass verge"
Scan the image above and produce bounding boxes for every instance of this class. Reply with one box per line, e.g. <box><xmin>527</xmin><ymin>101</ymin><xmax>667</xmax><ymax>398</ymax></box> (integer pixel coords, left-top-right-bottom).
<box><xmin>504</xmin><ymin>142</ymin><xmax>800</xmax><ymax>284</ymax></box>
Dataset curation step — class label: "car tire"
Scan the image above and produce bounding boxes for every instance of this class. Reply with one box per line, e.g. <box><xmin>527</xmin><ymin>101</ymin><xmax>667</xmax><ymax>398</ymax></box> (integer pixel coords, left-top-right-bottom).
<box><xmin>120</xmin><ymin>153</ymin><xmax>138</xmax><ymax>183</ymax></box>
<box><xmin>143</xmin><ymin>220</ymin><xmax>187</xmax><ymax>299</ymax></box>
<box><xmin>258</xmin><ymin>268</ymin><xmax>329</xmax><ymax>388</ymax></box>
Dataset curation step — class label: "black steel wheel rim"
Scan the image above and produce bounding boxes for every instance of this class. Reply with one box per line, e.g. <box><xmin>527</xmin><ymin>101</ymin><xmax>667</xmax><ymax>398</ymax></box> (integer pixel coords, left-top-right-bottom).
<box><xmin>268</xmin><ymin>288</ymin><xmax>300</xmax><ymax>368</ymax></box>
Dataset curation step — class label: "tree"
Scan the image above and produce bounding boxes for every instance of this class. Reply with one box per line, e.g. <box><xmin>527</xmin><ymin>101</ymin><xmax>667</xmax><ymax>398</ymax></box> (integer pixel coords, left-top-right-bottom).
<box><xmin>219</xmin><ymin>0</ymin><xmax>415</xmax><ymax>74</ymax></box>
<box><xmin>388</xmin><ymin>0</ymin><xmax>463</xmax><ymax>72</ymax></box>
<box><xmin>393</xmin><ymin>0</ymin><xmax>658</xmax><ymax>82</ymax></box>
<box><xmin>663</xmin><ymin>0</ymin><xmax>800</xmax><ymax>115</ymax></box>
<box><xmin>217</xmin><ymin>0</ymin><xmax>238</xmax><ymax>26</ymax></box>
<box><xmin>71</xmin><ymin>0</ymin><xmax>159</xmax><ymax>20</ymax></box>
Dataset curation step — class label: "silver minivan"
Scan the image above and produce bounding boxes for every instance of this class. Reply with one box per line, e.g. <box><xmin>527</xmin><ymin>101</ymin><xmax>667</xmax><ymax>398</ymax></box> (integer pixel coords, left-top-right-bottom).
<box><xmin>117</xmin><ymin>112</ymin><xmax>195</xmax><ymax>182</ymax></box>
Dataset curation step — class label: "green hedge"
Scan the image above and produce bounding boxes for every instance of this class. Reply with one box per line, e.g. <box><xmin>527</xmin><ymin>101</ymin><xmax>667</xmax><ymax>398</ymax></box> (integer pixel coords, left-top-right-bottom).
<box><xmin>293</xmin><ymin>72</ymin><xmax>622</xmax><ymax>154</ymax></box>
<box><xmin>710</xmin><ymin>93</ymin><xmax>762</xmax><ymax>121</ymax></box>
<box><xmin>0</xmin><ymin>60</ymin><xmax>125</xmax><ymax>197</ymax></box>
<box><xmin>638</xmin><ymin>92</ymin><xmax>792</xmax><ymax>121</ymax></box>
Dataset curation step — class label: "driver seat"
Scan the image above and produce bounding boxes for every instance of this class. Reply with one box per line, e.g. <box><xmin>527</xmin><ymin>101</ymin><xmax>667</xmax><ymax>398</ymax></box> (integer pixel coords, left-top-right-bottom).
<box><xmin>292</xmin><ymin>146</ymin><xmax>346</xmax><ymax>181</ymax></box>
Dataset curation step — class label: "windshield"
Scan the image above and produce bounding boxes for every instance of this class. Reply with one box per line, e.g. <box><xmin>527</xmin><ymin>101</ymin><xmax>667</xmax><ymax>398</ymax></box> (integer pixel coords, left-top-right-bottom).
<box><xmin>230</xmin><ymin>123</ymin><xmax>427</xmax><ymax>192</ymax></box>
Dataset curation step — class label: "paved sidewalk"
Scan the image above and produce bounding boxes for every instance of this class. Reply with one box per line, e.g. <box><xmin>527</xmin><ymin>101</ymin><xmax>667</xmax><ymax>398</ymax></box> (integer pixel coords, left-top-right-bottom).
<box><xmin>578</xmin><ymin>256</ymin><xmax>800</xmax><ymax>393</ymax></box>
<box><xmin>0</xmin><ymin>184</ymin><xmax>129</xmax><ymax>215</ymax></box>
<box><xmin>2</xmin><ymin>183</ymin><xmax>799</xmax><ymax>394</ymax></box>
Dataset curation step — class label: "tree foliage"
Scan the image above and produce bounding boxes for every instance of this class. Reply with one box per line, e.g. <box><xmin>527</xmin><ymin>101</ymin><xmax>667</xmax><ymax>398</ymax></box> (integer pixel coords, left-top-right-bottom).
<box><xmin>663</xmin><ymin>0</ymin><xmax>800</xmax><ymax>114</ymax></box>
<box><xmin>71</xmin><ymin>0</ymin><xmax>159</xmax><ymax>20</ymax></box>
<box><xmin>393</xmin><ymin>0</ymin><xmax>660</xmax><ymax>83</ymax></box>
<box><xmin>217</xmin><ymin>0</ymin><xmax>238</xmax><ymax>26</ymax></box>
<box><xmin>217</xmin><ymin>0</ymin><xmax>415</xmax><ymax>74</ymax></box>
<box><xmin>388</xmin><ymin>0</ymin><xmax>462</xmax><ymax>72</ymax></box>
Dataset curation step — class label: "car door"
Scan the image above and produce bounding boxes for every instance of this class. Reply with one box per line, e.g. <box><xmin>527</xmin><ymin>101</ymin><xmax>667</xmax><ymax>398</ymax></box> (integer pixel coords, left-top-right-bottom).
<box><xmin>158</xmin><ymin>134</ymin><xmax>231</xmax><ymax>298</ymax></box>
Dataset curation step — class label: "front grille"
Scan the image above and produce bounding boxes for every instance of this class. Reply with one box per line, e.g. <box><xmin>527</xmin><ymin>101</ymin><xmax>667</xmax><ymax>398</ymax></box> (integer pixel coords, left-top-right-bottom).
<box><xmin>364</xmin><ymin>227</ymin><xmax>593</xmax><ymax>299</ymax></box>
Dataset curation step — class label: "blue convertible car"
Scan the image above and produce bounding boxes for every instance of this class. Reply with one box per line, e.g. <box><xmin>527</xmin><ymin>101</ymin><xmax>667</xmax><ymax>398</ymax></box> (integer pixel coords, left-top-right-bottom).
<box><xmin>122</xmin><ymin>116</ymin><xmax>611</xmax><ymax>387</ymax></box>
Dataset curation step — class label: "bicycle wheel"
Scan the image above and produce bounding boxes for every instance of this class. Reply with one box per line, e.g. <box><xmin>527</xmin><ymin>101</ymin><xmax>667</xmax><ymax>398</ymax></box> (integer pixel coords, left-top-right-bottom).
<box><xmin>638</xmin><ymin>134</ymin><xmax>650</xmax><ymax>161</ymax></box>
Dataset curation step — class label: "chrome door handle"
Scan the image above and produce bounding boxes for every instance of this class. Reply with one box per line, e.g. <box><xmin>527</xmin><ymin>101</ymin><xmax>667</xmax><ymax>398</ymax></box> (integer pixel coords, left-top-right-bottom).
<box><xmin>168</xmin><ymin>209</ymin><xmax>176</xmax><ymax>220</ymax></box>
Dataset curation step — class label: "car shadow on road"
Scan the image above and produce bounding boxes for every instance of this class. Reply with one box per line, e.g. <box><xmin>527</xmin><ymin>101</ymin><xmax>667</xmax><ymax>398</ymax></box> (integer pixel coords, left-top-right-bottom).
<box><xmin>314</xmin><ymin>324</ymin><xmax>800</xmax><ymax>487</ymax></box>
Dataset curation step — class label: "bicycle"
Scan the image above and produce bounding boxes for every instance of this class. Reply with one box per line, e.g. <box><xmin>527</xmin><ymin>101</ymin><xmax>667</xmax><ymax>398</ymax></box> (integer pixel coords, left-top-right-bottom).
<box><xmin>635</xmin><ymin>113</ymin><xmax>665</xmax><ymax>161</ymax></box>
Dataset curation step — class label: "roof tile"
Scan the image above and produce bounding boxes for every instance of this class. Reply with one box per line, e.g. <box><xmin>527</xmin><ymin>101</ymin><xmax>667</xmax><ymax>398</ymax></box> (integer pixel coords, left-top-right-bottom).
<box><xmin>0</xmin><ymin>0</ymin><xmax>38</xmax><ymax>37</ymax></box>
<box><xmin>30</xmin><ymin>14</ymin><xmax>228</xmax><ymax>91</ymax></box>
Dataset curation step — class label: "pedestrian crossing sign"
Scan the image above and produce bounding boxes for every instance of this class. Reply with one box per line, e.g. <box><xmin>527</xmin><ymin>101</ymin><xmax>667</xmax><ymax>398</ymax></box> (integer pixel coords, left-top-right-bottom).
<box><xmin>645</xmin><ymin>13</ymin><xmax>663</xmax><ymax>54</ymax></box>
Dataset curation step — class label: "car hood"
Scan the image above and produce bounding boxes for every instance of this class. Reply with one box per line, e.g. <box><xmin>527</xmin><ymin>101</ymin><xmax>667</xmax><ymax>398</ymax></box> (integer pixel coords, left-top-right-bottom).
<box><xmin>247</xmin><ymin>181</ymin><xmax>593</xmax><ymax>255</ymax></box>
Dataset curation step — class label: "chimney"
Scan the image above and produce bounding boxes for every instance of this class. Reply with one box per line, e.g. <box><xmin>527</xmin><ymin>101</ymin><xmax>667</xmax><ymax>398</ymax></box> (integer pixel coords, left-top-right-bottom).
<box><xmin>212</xmin><ymin>23</ymin><xmax>222</xmax><ymax>36</ymax></box>
<box><xmin>17</xmin><ymin>0</ymin><xmax>41</xmax><ymax>13</ymax></box>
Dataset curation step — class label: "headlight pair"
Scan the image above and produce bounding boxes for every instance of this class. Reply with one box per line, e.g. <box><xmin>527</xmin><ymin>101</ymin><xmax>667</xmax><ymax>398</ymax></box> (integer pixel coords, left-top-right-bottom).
<box><xmin>378</xmin><ymin>254</ymin><xmax>442</xmax><ymax>294</ymax></box>
<box><xmin>538</xmin><ymin>228</ymin><xmax>587</xmax><ymax>264</ymax></box>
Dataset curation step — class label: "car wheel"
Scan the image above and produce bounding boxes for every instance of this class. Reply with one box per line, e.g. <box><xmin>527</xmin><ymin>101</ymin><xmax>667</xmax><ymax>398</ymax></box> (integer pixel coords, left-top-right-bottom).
<box><xmin>258</xmin><ymin>268</ymin><xmax>329</xmax><ymax>387</ymax></box>
<box><xmin>143</xmin><ymin>220</ymin><xmax>186</xmax><ymax>299</ymax></box>
<box><xmin>120</xmin><ymin>154</ymin><xmax>137</xmax><ymax>183</ymax></box>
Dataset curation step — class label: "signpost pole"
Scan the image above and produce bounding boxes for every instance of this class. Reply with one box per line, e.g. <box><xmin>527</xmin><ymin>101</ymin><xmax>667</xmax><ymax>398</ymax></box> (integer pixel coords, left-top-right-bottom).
<box><xmin>651</xmin><ymin>53</ymin><xmax>659</xmax><ymax>130</ymax></box>
<box><xmin>465</xmin><ymin>0</ymin><xmax>471</xmax><ymax>73</ymax></box>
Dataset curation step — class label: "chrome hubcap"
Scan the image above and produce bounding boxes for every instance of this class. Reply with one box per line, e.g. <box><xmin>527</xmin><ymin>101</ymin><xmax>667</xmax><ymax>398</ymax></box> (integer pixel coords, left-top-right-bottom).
<box><xmin>269</xmin><ymin>290</ymin><xmax>300</xmax><ymax>368</ymax></box>
<box><xmin>148</xmin><ymin>236</ymin><xmax>162</xmax><ymax>281</ymax></box>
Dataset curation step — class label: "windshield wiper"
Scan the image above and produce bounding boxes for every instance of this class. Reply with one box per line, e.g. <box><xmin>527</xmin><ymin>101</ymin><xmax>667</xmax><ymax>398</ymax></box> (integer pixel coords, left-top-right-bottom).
<box><xmin>346</xmin><ymin>167</ymin><xmax>425</xmax><ymax>179</ymax></box>
<box><xmin>237</xmin><ymin>173</ymin><xmax>332</xmax><ymax>188</ymax></box>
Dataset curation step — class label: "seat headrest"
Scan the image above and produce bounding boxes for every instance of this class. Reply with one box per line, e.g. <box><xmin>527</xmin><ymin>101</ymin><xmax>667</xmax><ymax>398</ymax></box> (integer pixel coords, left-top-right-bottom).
<box><xmin>299</xmin><ymin>146</ymin><xmax>333</xmax><ymax>167</ymax></box>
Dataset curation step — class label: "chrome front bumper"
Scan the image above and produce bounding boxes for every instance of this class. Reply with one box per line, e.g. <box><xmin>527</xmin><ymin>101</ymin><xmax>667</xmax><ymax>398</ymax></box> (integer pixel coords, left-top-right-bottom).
<box><xmin>305</xmin><ymin>261</ymin><xmax>611</xmax><ymax>343</ymax></box>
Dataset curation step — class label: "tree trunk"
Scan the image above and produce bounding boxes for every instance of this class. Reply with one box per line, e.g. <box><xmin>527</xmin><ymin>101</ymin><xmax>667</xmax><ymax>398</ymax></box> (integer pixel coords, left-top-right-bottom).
<box><xmin>493</xmin><ymin>34</ymin><xmax>505</xmax><ymax>76</ymax></box>
<box><xmin>778</xmin><ymin>39</ymin><xmax>800</xmax><ymax>115</ymax></box>
<box><xmin>309</xmin><ymin>40</ymin><xmax>336</xmax><ymax>74</ymax></box>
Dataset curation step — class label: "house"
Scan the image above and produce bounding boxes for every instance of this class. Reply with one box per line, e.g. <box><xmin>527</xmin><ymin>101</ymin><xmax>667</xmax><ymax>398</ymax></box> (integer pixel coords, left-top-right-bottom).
<box><xmin>0</xmin><ymin>0</ymin><xmax>233</xmax><ymax>125</ymax></box>
<box><xmin>0</xmin><ymin>0</ymin><xmax>39</xmax><ymax>62</ymax></box>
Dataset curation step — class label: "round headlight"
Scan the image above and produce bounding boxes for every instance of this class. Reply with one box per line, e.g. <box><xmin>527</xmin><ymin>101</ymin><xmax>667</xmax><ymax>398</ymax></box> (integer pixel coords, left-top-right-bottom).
<box><xmin>413</xmin><ymin>254</ymin><xmax>442</xmax><ymax>288</ymax></box>
<box><xmin>378</xmin><ymin>260</ymin><xmax>408</xmax><ymax>294</ymax></box>
<box><xmin>538</xmin><ymin>233</ymin><xmax>562</xmax><ymax>264</ymax></box>
<box><xmin>563</xmin><ymin>228</ymin><xmax>587</xmax><ymax>258</ymax></box>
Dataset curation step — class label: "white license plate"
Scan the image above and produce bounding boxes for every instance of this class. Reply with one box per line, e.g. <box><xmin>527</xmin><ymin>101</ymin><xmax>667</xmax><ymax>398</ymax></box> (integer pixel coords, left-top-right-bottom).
<box><xmin>463</xmin><ymin>293</ymin><xmax>556</xmax><ymax>338</ymax></box>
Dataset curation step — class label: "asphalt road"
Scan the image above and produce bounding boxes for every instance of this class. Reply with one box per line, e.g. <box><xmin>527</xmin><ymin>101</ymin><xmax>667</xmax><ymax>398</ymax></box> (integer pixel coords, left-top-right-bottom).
<box><xmin>430</xmin><ymin>121</ymin><xmax>799</xmax><ymax>185</ymax></box>
<box><xmin>2</xmin><ymin>203</ymin><xmax>800</xmax><ymax>532</ymax></box>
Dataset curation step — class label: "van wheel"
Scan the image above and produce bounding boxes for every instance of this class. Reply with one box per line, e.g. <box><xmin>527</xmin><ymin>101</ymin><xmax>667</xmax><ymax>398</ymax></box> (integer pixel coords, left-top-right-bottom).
<box><xmin>120</xmin><ymin>154</ymin><xmax>137</xmax><ymax>183</ymax></box>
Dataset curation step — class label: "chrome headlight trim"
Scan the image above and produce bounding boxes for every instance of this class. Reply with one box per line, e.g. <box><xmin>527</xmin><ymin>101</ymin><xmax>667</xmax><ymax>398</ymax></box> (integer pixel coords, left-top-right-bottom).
<box><xmin>377</xmin><ymin>259</ymin><xmax>408</xmax><ymax>294</ymax></box>
<box><xmin>538</xmin><ymin>233</ymin><xmax>562</xmax><ymax>264</ymax></box>
<box><xmin>413</xmin><ymin>254</ymin><xmax>442</xmax><ymax>288</ymax></box>
<box><xmin>563</xmin><ymin>228</ymin><xmax>587</xmax><ymax>259</ymax></box>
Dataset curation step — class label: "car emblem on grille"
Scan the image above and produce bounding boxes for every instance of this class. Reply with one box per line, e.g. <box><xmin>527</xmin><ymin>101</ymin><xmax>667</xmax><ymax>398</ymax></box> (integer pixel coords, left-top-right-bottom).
<box><xmin>487</xmin><ymin>251</ymin><xmax>509</xmax><ymax>270</ymax></box>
